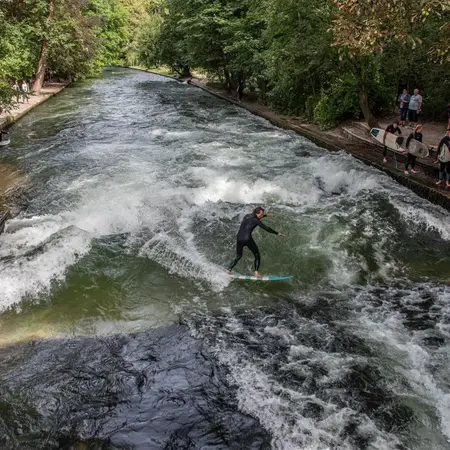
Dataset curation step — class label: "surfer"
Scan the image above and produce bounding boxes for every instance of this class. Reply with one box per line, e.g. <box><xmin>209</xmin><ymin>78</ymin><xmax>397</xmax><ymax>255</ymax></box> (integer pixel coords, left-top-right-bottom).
<box><xmin>404</xmin><ymin>124</ymin><xmax>423</xmax><ymax>175</ymax></box>
<box><xmin>436</xmin><ymin>129</ymin><xmax>450</xmax><ymax>187</ymax></box>
<box><xmin>383</xmin><ymin>120</ymin><xmax>402</xmax><ymax>163</ymax></box>
<box><xmin>226</xmin><ymin>206</ymin><xmax>284</xmax><ymax>278</ymax></box>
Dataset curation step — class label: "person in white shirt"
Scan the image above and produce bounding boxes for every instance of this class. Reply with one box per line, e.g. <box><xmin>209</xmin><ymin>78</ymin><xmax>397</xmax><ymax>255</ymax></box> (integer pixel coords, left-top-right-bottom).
<box><xmin>407</xmin><ymin>88</ymin><xmax>422</xmax><ymax>128</ymax></box>
<box><xmin>21</xmin><ymin>80</ymin><xmax>30</xmax><ymax>104</ymax></box>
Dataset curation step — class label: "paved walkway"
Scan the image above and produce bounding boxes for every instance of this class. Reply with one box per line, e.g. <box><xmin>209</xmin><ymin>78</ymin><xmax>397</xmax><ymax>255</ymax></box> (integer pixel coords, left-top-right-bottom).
<box><xmin>0</xmin><ymin>83</ymin><xmax>66</xmax><ymax>128</ymax></box>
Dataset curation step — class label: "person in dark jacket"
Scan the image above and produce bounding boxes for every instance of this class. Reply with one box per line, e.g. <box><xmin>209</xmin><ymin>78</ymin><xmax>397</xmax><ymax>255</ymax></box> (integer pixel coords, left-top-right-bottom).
<box><xmin>447</xmin><ymin>102</ymin><xmax>450</xmax><ymax>128</ymax></box>
<box><xmin>237</xmin><ymin>81</ymin><xmax>244</xmax><ymax>102</ymax></box>
<box><xmin>226</xmin><ymin>206</ymin><xmax>284</xmax><ymax>277</ymax></box>
<box><xmin>398</xmin><ymin>89</ymin><xmax>410</xmax><ymax>126</ymax></box>
<box><xmin>383</xmin><ymin>120</ymin><xmax>402</xmax><ymax>163</ymax></box>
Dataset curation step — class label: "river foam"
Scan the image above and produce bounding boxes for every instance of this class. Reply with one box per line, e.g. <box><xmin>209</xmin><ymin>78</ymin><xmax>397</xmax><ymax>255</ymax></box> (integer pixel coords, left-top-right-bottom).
<box><xmin>1</xmin><ymin>68</ymin><xmax>450</xmax><ymax>449</ymax></box>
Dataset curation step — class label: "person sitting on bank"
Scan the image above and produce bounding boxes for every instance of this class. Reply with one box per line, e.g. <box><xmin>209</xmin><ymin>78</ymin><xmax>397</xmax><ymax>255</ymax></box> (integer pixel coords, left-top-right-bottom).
<box><xmin>383</xmin><ymin>120</ymin><xmax>402</xmax><ymax>163</ymax></box>
<box><xmin>436</xmin><ymin>129</ymin><xmax>450</xmax><ymax>188</ymax></box>
<box><xmin>404</xmin><ymin>124</ymin><xmax>423</xmax><ymax>175</ymax></box>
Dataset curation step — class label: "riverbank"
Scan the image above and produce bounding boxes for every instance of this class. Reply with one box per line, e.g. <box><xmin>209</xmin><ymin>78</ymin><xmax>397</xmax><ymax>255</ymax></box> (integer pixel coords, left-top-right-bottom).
<box><xmin>186</xmin><ymin>77</ymin><xmax>450</xmax><ymax>211</ymax></box>
<box><xmin>124</xmin><ymin>66</ymin><xmax>450</xmax><ymax>210</ymax></box>
<box><xmin>0</xmin><ymin>83</ymin><xmax>67</xmax><ymax>128</ymax></box>
<box><xmin>0</xmin><ymin>83</ymin><xmax>67</xmax><ymax>232</ymax></box>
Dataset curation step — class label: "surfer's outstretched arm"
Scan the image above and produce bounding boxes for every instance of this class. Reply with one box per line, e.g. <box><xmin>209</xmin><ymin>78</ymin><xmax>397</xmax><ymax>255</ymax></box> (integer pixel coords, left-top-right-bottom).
<box><xmin>256</xmin><ymin>220</ymin><xmax>284</xmax><ymax>237</ymax></box>
<box><xmin>256</xmin><ymin>220</ymin><xmax>278</xmax><ymax>235</ymax></box>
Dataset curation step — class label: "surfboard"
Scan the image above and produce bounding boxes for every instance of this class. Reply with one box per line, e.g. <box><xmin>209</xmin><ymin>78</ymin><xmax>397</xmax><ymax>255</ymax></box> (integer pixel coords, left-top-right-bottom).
<box><xmin>407</xmin><ymin>139</ymin><xmax>429</xmax><ymax>158</ymax></box>
<box><xmin>0</xmin><ymin>139</ymin><xmax>10</xmax><ymax>147</ymax></box>
<box><xmin>438</xmin><ymin>144</ymin><xmax>450</xmax><ymax>163</ymax></box>
<box><xmin>229</xmin><ymin>274</ymin><xmax>293</xmax><ymax>281</ymax></box>
<box><xmin>370</xmin><ymin>128</ymin><xmax>406</xmax><ymax>153</ymax></box>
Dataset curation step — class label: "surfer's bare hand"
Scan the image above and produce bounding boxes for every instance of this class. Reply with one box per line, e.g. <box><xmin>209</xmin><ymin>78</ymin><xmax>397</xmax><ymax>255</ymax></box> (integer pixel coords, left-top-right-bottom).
<box><xmin>278</xmin><ymin>233</ymin><xmax>285</xmax><ymax>238</ymax></box>
<box><xmin>266</xmin><ymin>212</ymin><xmax>273</xmax><ymax>217</ymax></box>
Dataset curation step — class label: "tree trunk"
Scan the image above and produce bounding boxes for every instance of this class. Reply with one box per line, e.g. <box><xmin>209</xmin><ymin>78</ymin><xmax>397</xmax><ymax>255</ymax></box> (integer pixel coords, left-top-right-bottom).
<box><xmin>32</xmin><ymin>0</ymin><xmax>55</xmax><ymax>95</ymax></box>
<box><xmin>359</xmin><ymin>84</ymin><xmax>380</xmax><ymax>129</ymax></box>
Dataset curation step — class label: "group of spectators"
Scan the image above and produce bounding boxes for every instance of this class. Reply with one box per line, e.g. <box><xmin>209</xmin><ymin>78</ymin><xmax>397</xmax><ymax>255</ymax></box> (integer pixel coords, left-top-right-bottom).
<box><xmin>398</xmin><ymin>88</ymin><xmax>423</xmax><ymax>128</ymax></box>
<box><xmin>398</xmin><ymin>88</ymin><xmax>450</xmax><ymax>129</ymax></box>
<box><xmin>12</xmin><ymin>80</ymin><xmax>31</xmax><ymax>104</ymax></box>
<box><xmin>383</xmin><ymin>90</ymin><xmax>450</xmax><ymax>185</ymax></box>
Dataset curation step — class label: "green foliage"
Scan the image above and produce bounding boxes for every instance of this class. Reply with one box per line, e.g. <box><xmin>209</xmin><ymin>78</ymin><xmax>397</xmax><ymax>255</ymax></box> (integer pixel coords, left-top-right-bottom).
<box><xmin>1</xmin><ymin>0</ymin><xmax>448</xmax><ymax>127</ymax></box>
<box><xmin>0</xmin><ymin>0</ymin><xmax>132</xmax><ymax>110</ymax></box>
<box><xmin>313</xmin><ymin>75</ymin><xmax>360</xmax><ymax>128</ymax></box>
<box><xmin>87</xmin><ymin>0</ymin><xmax>130</xmax><ymax>66</ymax></box>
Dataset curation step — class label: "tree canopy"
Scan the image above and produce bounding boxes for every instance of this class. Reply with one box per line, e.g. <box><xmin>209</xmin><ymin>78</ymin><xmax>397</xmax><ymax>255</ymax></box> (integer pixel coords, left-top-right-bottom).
<box><xmin>1</xmin><ymin>0</ymin><xmax>449</xmax><ymax>127</ymax></box>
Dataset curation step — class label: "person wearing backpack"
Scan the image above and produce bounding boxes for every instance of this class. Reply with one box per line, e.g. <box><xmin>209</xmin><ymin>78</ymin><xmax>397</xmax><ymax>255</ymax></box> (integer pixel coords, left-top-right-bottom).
<box><xmin>436</xmin><ymin>129</ymin><xmax>450</xmax><ymax>187</ymax></box>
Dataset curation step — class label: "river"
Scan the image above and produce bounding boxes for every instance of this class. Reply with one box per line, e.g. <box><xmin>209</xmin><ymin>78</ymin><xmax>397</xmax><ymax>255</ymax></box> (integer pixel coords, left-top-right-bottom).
<box><xmin>0</xmin><ymin>68</ymin><xmax>450</xmax><ymax>450</ymax></box>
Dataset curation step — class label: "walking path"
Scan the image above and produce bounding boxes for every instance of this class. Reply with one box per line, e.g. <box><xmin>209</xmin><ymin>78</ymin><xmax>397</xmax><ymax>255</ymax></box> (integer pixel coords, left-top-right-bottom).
<box><xmin>0</xmin><ymin>83</ymin><xmax>67</xmax><ymax>128</ymax></box>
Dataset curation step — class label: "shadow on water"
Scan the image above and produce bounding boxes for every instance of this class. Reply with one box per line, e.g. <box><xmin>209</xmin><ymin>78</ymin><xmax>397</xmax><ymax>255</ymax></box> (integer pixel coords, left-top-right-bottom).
<box><xmin>0</xmin><ymin>324</ymin><xmax>270</xmax><ymax>450</ymax></box>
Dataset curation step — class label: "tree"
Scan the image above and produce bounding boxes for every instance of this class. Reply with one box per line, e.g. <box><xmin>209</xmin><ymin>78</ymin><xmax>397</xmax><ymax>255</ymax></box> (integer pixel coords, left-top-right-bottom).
<box><xmin>329</xmin><ymin>0</ymin><xmax>450</xmax><ymax>126</ymax></box>
<box><xmin>32</xmin><ymin>0</ymin><xmax>54</xmax><ymax>95</ymax></box>
<box><xmin>87</xmin><ymin>0</ymin><xmax>130</xmax><ymax>66</ymax></box>
<box><xmin>330</xmin><ymin>0</ymin><xmax>450</xmax><ymax>56</ymax></box>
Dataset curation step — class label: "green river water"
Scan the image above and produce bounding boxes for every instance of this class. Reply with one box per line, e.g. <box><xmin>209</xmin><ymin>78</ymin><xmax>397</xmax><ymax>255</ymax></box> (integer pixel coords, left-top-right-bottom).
<box><xmin>0</xmin><ymin>68</ymin><xmax>450</xmax><ymax>450</ymax></box>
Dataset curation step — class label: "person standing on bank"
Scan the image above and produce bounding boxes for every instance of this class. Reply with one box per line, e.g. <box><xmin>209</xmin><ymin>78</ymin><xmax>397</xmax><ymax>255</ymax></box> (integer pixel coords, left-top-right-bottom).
<box><xmin>226</xmin><ymin>206</ymin><xmax>284</xmax><ymax>278</ymax></box>
<box><xmin>398</xmin><ymin>88</ymin><xmax>410</xmax><ymax>127</ymax></box>
<box><xmin>21</xmin><ymin>80</ymin><xmax>30</xmax><ymax>104</ymax></box>
<box><xmin>12</xmin><ymin>80</ymin><xmax>20</xmax><ymax>103</ymax></box>
<box><xmin>404</xmin><ymin>124</ymin><xmax>423</xmax><ymax>175</ymax></box>
<box><xmin>436</xmin><ymin>129</ymin><xmax>450</xmax><ymax>187</ymax></box>
<box><xmin>383</xmin><ymin>120</ymin><xmax>402</xmax><ymax>163</ymax></box>
<box><xmin>237</xmin><ymin>80</ymin><xmax>244</xmax><ymax>102</ymax></box>
<box><xmin>407</xmin><ymin>88</ymin><xmax>422</xmax><ymax>128</ymax></box>
<box><xmin>447</xmin><ymin>102</ymin><xmax>450</xmax><ymax>128</ymax></box>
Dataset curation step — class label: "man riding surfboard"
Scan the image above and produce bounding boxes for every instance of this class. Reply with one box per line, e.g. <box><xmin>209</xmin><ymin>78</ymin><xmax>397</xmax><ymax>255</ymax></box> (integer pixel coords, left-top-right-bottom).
<box><xmin>226</xmin><ymin>206</ymin><xmax>284</xmax><ymax>277</ymax></box>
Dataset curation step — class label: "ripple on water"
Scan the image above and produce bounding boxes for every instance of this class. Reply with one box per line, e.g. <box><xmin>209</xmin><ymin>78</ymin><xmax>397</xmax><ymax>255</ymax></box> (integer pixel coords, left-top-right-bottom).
<box><xmin>1</xmin><ymin>68</ymin><xmax>450</xmax><ymax>449</ymax></box>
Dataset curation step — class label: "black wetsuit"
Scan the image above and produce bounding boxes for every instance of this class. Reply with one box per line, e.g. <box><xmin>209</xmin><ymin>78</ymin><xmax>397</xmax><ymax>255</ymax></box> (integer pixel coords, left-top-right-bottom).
<box><xmin>405</xmin><ymin>131</ymin><xmax>423</xmax><ymax>170</ymax></box>
<box><xmin>383</xmin><ymin>124</ymin><xmax>402</xmax><ymax>157</ymax></box>
<box><xmin>0</xmin><ymin>130</ymin><xmax>7</xmax><ymax>142</ymax></box>
<box><xmin>228</xmin><ymin>214</ymin><xmax>278</xmax><ymax>272</ymax></box>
